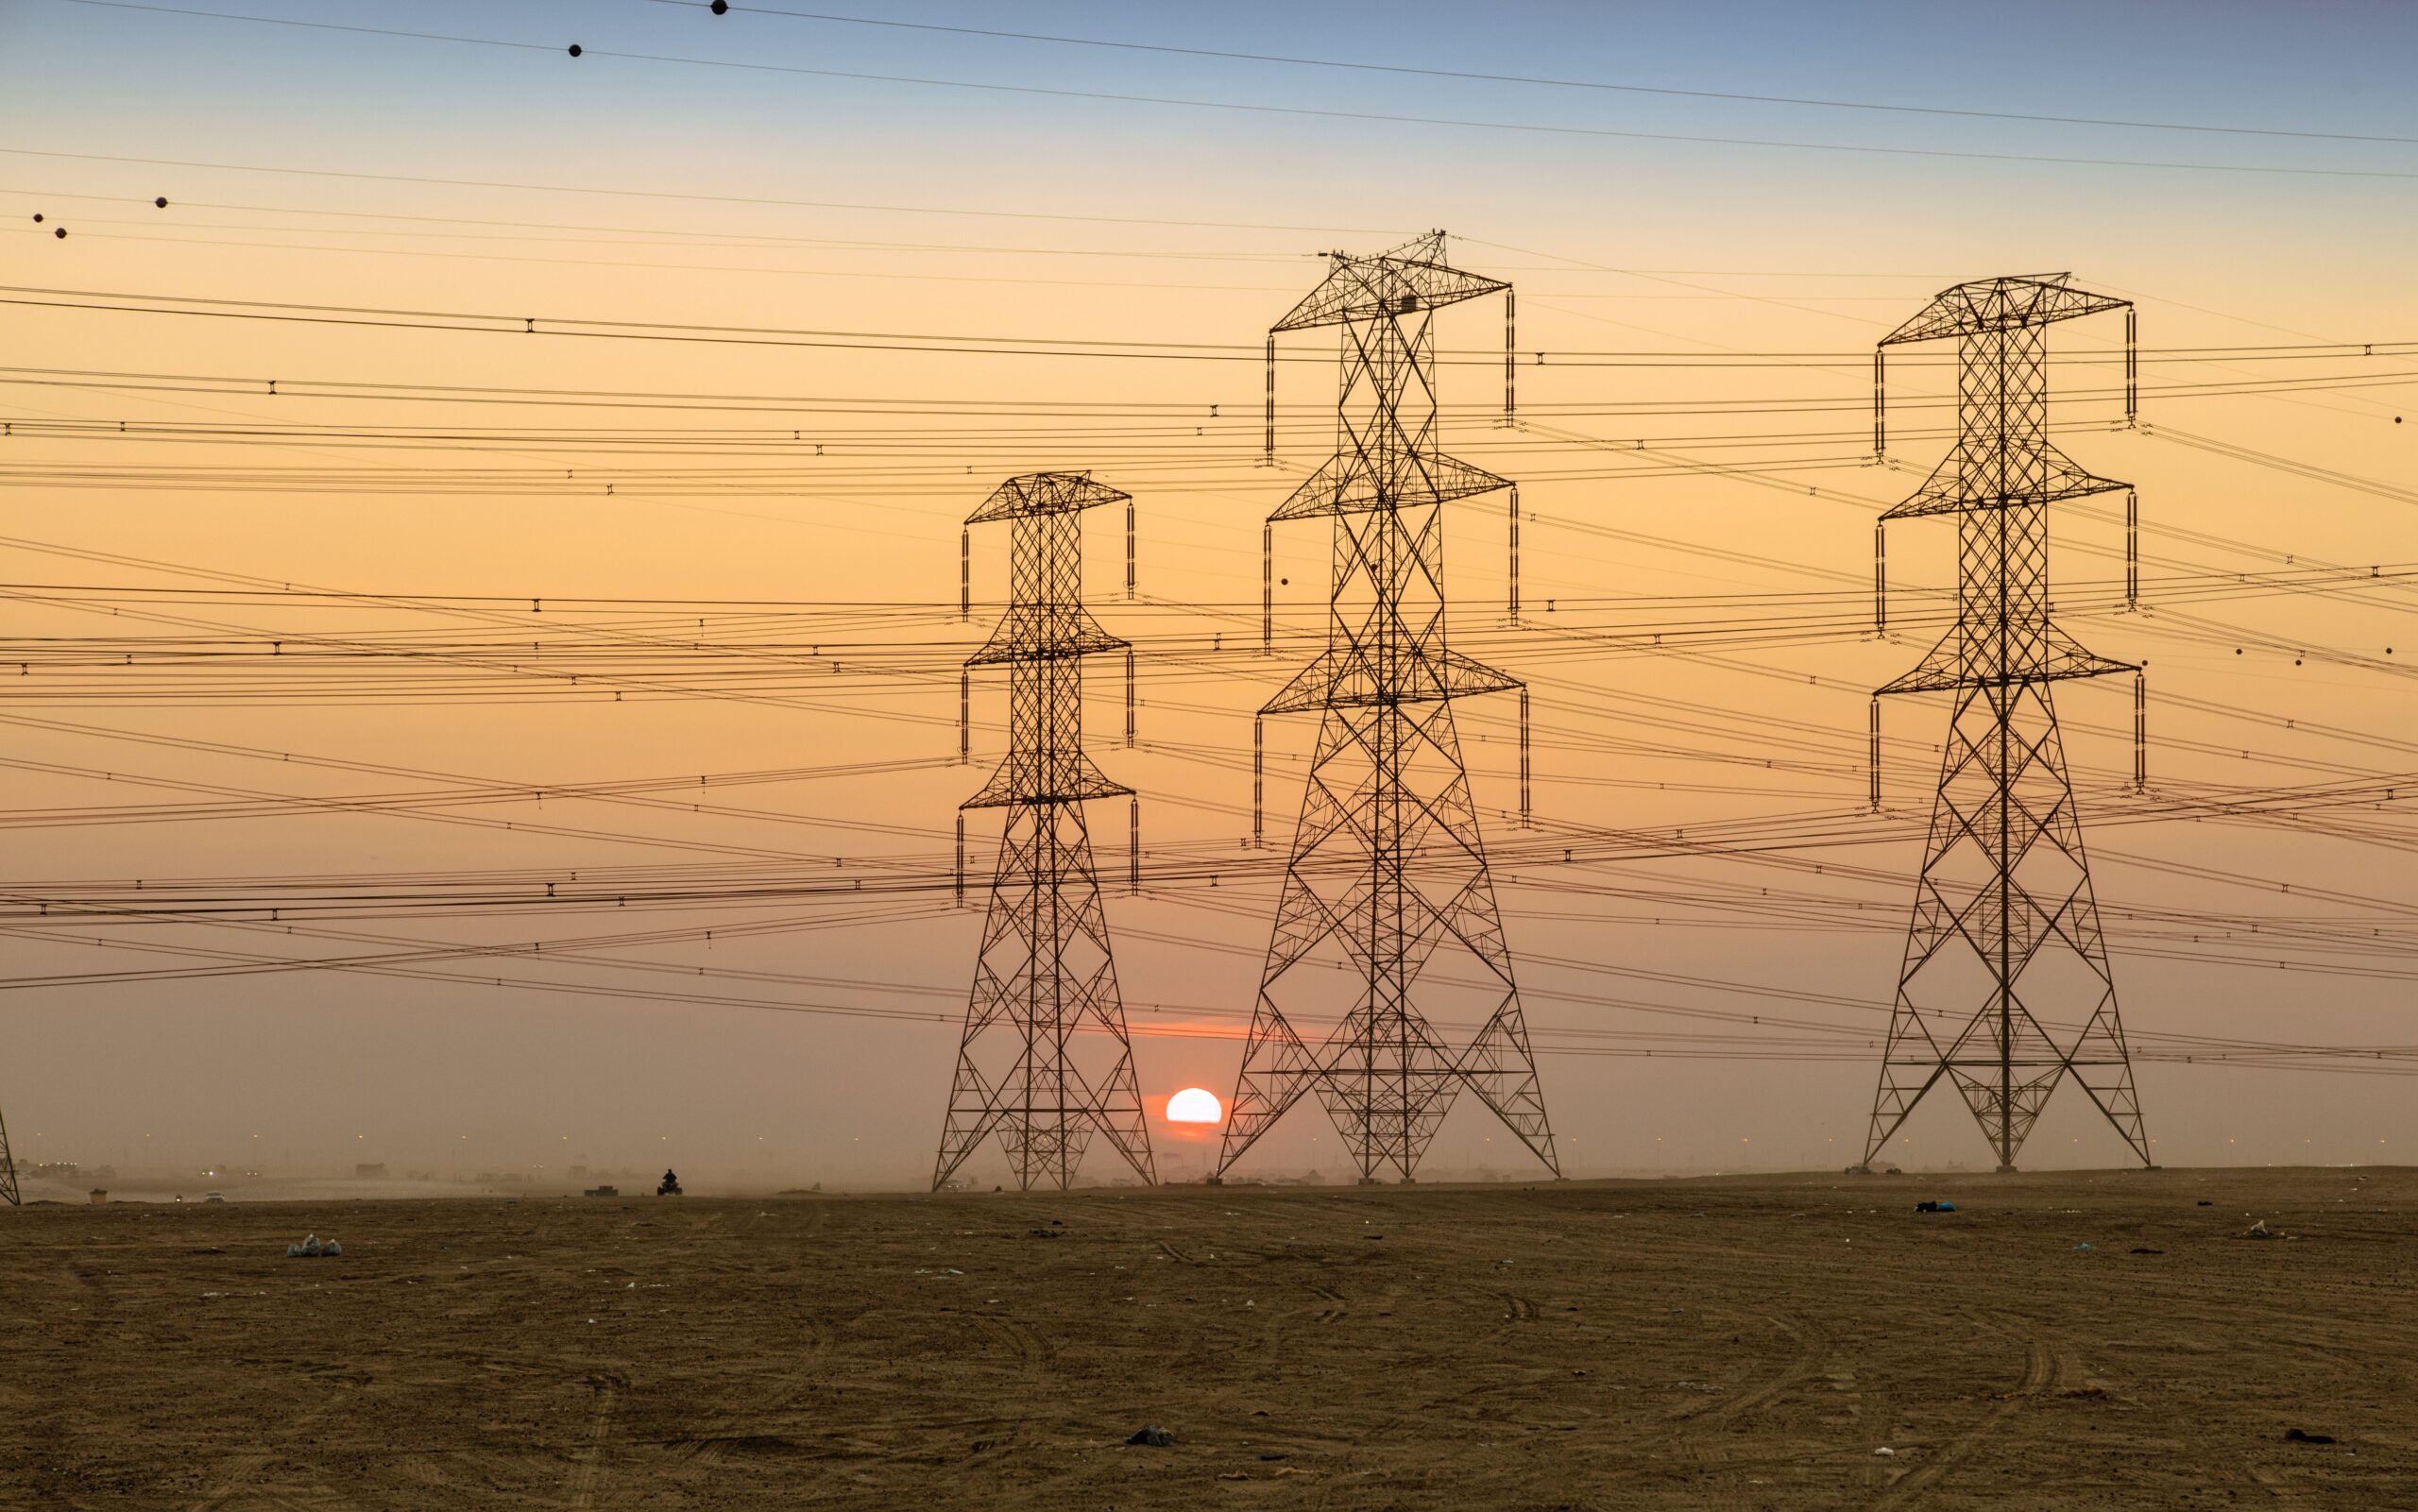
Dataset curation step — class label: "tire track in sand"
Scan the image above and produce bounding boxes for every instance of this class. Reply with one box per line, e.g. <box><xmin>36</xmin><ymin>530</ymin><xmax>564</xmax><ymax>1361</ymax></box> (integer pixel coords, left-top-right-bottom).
<box><xmin>562</xmin><ymin>1372</ymin><xmax>623</xmax><ymax>1510</ymax></box>
<box><xmin>1667</xmin><ymin>1307</ymin><xmax>1829</xmax><ymax>1511</ymax></box>
<box><xmin>1871</xmin><ymin>1313</ymin><xmax>2060</xmax><ymax>1511</ymax></box>
<box><xmin>673</xmin><ymin>1314</ymin><xmax>832</xmax><ymax>1470</ymax></box>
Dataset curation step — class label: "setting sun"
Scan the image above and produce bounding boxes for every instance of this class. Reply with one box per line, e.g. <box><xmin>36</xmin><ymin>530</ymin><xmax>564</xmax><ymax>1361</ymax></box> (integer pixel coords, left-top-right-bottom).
<box><xmin>1166</xmin><ymin>1088</ymin><xmax>1224</xmax><ymax>1125</ymax></box>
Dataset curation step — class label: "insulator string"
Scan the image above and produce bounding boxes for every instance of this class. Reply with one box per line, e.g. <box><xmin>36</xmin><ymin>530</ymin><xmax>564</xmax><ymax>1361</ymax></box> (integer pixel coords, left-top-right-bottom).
<box><xmin>1873</xmin><ymin>348</ymin><xmax>1886</xmax><ymax>458</ymax></box>
<box><xmin>1868</xmin><ymin>697</ymin><xmax>1882</xmax><ymax>812</ymax></box>
<box><xmin>1261</xmin><ymin>523</ymin><xmax>1274</xmax><ymax>654</ymax></box>
<box><xmin>1505</xmin><ymin>287</ymin><xmax>1516</xmax><ymax>422</ymax></box>
<box><xmin>2124</xmin><ymin>306</ymin><xmax>2138</xmax><ymax>423</ymax></box>
<box><xmin>1263</xmin><ymin>334</ymin><xmax>1276</xmax><ymax>462</ymax></box>
<box><xmin>1252</xmin><ymin>715</ymin><xmax>1264</xmax><ymax>849</ymax></box>
<box><xmin>2135</xmin><ymin>671</ymin><xmax>2147</xmax><ymax>793</ymax></box>
<box><xmin>1874</xmin><ymin>519</ymin><xmax>1887</xmax><ymax>633</ymax></box>
<box><xmin>1518</xmin><ymin>686</ymin><xmax>1532</xmax><ymax>826</ymax></box>
<box><xmin>1507</xmin><ymin>484</ymin><xmax>1521</xmax><ymax>620</ymax></box>
<box><xmin>2126</xmin><ymin>488</ymin><xmax>2139</xmax><ymax>610</ymax></box>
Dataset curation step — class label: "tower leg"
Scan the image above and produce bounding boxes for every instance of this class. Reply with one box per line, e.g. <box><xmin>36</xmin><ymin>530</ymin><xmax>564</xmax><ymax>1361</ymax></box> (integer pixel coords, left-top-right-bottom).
<box><xmin>1221</xmin><ymin>700</ymin><xmax>1556</xmax><ymax>1181</ymax></box>
<box><xmin>1865</xmin><ymin>680</ymin><xmax>2149</xmax><ymax>1170</ymax></box>
<box><xmin>935</xmin><ymin>801</ymin><xmax>1156</xmax><ymax>1191</ymax></box>
<box><xmin>0</xmin><ymin>1098</ymin><xmax>18</xmax><ymax>1208</ymax></box>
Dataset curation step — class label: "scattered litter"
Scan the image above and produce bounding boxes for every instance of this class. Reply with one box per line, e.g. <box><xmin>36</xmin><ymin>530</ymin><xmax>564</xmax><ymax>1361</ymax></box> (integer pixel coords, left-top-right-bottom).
<box><xmin>2196</xmin><ymin>1199</ymin><xmax>2213</xmax><ymax>1207</ymax></box>
<box><xmin>1875</xmin><ymin>1447</ymin><xmax>1896</xmax><ymax>1456</ymax></box>
<box><xmin>284</xmin><ymin>1234</ymin><xmax>342</xmax><ymax>1259</ymax></box>
<box><xmin>945</xmin><ymin>1268</ymin><xmax>964</xmax><ymax>1275</ymax></box>
<box><xmin>1914</xmin><ymin>1200</ymin><xmax>1957</xmax><ymax>1214</ymax></box>
<box><xmin>1271</xmin><ymin>1466</ymin><xmax>1306</xmax><ymax>1477</ymax></box>
<box><xmin>1127</xmin><ymin>1425</ymin><xmax>1174</xmax><ymax>1447</ymax></box>
<box><xmin>1672</xmin><ymin>1381</ymin><xmax>1725</xmax><ymax>1395</ymax></box>
<box><xmin>2238</xmin><ymin>1220</ymin><xmax>2279</xmax><ymax>1240</ymax></box>
<box><xmin>1029</xmin><ymin>1229</ymin><xmax>1062</xmax><ymax>1240</ymax></box>
<box><xmin>2129</xmin><ymin>1247</ymin><xmax>2165</xmax><ymax>1255</ymax></box>
<box><xmin>1218</xmin><ymin>1470</ymin><xmax>1249</xmax><ymax>1481</ymax></box>
<box><xmin>2284</xmin><ymin>1428</ymin><xmax>2337</xmax><ymax>1445</ymax></box>
<box><xmin>2073</xmin><ymin>1243</ymin><xmax>2094</xmax><ymax>1251</ymax></box>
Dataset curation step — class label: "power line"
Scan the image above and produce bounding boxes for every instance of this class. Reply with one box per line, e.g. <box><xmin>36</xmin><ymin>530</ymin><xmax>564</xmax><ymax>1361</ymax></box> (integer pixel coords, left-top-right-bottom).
<box><xmin>54</xmin><ymin>2</ymin><xmax>2418</xmax><ymax>183</ymax></box>
<box><xmin>669</xmin><ymin>1</ymin><xmax>2418</xmax><ymax>148</ymax></box>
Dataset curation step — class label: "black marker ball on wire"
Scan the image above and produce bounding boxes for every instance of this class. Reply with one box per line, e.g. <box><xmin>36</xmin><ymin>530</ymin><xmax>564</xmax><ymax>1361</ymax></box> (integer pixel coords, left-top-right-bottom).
<box><xmin>712</xmin><ymin>0</ymin><xmax>729</xmax><ymax>11</ymax></box>
<box><xmin>568</xmin><ymin>42</ymin><xmax>583</xmax><ymax>57</ymax></box>
<box><xmin>156</xmin><ymin>196</ymin><xmax>169</xmax><ymax>209</ymax></box>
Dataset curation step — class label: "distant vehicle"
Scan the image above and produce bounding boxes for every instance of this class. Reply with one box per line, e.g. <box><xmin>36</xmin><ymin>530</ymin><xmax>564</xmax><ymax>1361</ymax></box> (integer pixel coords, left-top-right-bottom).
<box><xmin>204</xmin><ymin>1192</ymin><xmax>225</xmax><ymax>1203</ymax></box>
<box><xmin>657</xmin><ymin>1168</ymin><xmax>684</xmax><ymax>1197</ymax></box>
<box><xmin>583</xmin><ymin>1185</ymin><xmax>621</xmax><ymax>1198</ymax></box>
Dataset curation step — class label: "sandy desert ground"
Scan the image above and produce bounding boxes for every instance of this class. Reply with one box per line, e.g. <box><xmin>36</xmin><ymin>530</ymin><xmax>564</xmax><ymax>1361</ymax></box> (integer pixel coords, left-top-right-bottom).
<box><xmin>4</xmin><ymin>1167</ymin><xmax>2412</xmax><ymax>1509</ymax></box>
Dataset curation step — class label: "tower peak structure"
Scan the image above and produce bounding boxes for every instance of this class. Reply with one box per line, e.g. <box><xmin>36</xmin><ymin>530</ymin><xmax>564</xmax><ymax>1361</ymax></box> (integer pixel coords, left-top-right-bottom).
<box><xmin>0</xmin><ymin>1098</ymin><xmax>17</xmax><ymax>1207</ymax></box>
<box><xmin>1865</xmin><ymin>273</ymin><xmax>2152</xmax><ymax>1174</ymax></box>
<box><xmin>933</xmin><ymin>471</ymin><xmax>1156</xmax><ymax>1192</ymax></box>
<box><xmin>1218</xmin><ymin>232</ymin><xmax>1558</xmax><ymax>1184</ymax></box>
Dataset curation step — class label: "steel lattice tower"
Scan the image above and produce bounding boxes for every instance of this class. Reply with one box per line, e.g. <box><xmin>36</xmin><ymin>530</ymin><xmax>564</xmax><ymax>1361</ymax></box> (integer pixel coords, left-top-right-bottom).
<box><xmin>1218</xmin><ymin>233</ymin><xmax>1557</xmax><ymax>1184</ymax></box>
<box><xmin>933</xmin><ymin>472</ymin><xmax>1157</xmax><ymax>1191</ymax></box>
<box><xmin>1864</xmin><ymin>274</ymin><xmax>2152</xmax><ymax>1173</ymax></box>
<box><xmin>0</xmin><ymin>1098</ymin><xmax>17</xmax><ymax>1207</ymax></box>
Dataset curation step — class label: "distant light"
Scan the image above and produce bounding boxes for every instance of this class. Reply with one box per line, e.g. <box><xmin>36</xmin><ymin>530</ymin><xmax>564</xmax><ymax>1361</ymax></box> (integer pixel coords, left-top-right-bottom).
<box><xmin>1166</xmin><ymin>1088</ymin><xmax>1223</xmax><ymax>1125</ymax></box>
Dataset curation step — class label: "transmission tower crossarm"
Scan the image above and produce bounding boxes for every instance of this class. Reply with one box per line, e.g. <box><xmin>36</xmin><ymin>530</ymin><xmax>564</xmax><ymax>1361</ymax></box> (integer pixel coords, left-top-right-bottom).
<box><xmin>1272</xmin><ymin>231</ymin><xmax>1508</xmax><ymax>331</ymax></box>
<box><xmin>1880</xmin><ymin>273</ymin><xmax>2130</xmax><ymax>347</ymax></box>
<box><xmin>1269</xmin><ymin>450</ymin><xmax>1510</xmax><ymax>520</ymax></box>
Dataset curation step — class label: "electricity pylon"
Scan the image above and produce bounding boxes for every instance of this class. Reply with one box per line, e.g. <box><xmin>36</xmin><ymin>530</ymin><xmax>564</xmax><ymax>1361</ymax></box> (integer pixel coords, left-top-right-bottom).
<box><xmin>1865</xmin><ymin>274</ymin><xmax>2152</xmax><ymax>1173</ymax></box>
<box><xmin>933</xmin><ymin>472</ymin><xmax>1156</xmax><ymax>1192</ymax></box>
<box><xmin>0</xmin><ymin>1098</ymin><xmax>17</xmax><ymax>1207</ymax></box>
<box><xmin>1218</xmin><ymin>232</ymin><xmax>1557</xmax><ymax>1184</ymax></box>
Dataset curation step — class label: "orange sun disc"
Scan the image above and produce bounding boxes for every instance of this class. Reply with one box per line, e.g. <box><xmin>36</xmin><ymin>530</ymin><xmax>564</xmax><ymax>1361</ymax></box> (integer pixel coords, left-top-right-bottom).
<box><xmin>1166</xmin><ymin>1087</ymin><xmax>1224</xmax><ymax>1124</ymax></box>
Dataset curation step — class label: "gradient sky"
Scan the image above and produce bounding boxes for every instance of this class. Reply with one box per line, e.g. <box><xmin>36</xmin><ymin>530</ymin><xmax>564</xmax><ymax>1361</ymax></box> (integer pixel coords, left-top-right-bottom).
<box><xmin>3</xmin><ymin>0</ymin><xmax>2415</xmax><ymax>1187</ymax></box>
